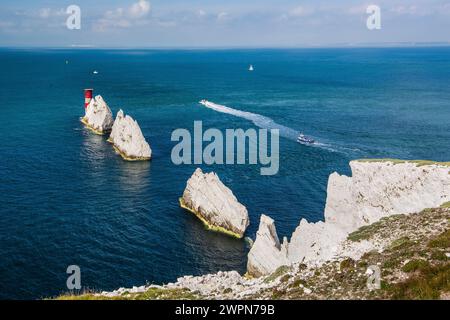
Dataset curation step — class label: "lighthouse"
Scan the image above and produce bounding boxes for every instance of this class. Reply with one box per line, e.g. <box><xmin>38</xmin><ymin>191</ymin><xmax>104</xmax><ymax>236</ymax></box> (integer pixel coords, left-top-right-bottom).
<box><xmin>84</xmin><ymin>89</ymin><xmax>93</xmax><ymax>109</ymax></box>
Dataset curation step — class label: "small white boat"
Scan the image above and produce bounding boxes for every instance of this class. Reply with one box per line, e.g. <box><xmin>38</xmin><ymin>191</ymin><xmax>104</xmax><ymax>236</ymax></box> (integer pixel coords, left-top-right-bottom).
<box><xmin>93</xmin><ymin>70</ymin><xmax>99</xmax><ymax>75</ymax></box>
<box><xmin>249</xmin><ymin>65</ymin><xmax>254</xmax><ymax>71</ymax></box>
<box><xmin>297</xmin><ymin>133</ymin><xmax>315</xmax><ymax>145</ymax></box>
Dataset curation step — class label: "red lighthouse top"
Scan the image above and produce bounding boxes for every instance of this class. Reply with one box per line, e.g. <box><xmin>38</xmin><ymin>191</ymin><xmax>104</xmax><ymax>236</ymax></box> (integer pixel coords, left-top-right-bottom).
<box><xmin>84</xmin><ymin>89</ymin><xmax>93</xmax><ymax>109</ymax></box>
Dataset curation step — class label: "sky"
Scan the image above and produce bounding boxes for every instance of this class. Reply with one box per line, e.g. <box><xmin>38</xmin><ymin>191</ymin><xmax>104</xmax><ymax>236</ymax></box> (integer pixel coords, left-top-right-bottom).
<box><xmin>0</xmin><ymin>0</ymin><xmax>450</xmax><ymax>47</ymax></box>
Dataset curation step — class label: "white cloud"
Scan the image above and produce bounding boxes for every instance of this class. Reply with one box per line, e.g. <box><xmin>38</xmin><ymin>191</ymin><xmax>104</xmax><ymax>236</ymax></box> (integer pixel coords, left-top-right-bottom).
<box><xmin>289</xmin><ymin>6</ymin><xmax>315</xmax><ymax>17</ymax></box>
<box><xmin>94</xmin><ymin>0</ymin><xmax>152</xmax><ymax>32</ymax></box>
<box><xmin>390</xmin><ymin>5</ymin><xmax>420</xmax><ymax>15</ymax></box>
<box><xmin>217</xmin><ymin>12</ymin><xmax>229</xmax><ymax>22</ymax></box>
<box><xmin>38</xmin><ymin>7</ymin><xmax>65</xmax><ymax>19</ymax></box>
<box><xmin>347</xmin><ymin>5</ymin><xmax>368</xmax><ymax>15</ymax></box>
<box><xmin>129</xmin><ymin>0</ymin><xmax>151</xmax><ymax>18</ymax></box>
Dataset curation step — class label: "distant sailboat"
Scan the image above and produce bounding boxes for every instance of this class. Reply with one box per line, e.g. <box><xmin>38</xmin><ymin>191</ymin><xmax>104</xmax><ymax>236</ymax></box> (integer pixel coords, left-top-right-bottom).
<box><xmin>249</xmin><ymin>65</ymin><xmax>254</xmax><ymax>71</ymax></box>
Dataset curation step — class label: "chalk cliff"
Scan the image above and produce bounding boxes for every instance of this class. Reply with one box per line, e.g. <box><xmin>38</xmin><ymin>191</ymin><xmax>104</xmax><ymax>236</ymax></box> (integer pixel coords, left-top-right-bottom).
<box><xmin>247</xmin><ymin>160</ymin><xmax>450</xmax><ymax>276</ymax></box>
<box><xmin>108</xmin><ymin>110</ymin><xmax>152</xmax><ymax>161</ymax></box>
<box><xmin>58</xmin><ymin>159</ymin><xmax>450</xmax><ymax>300</ymax></box>
<box><xmin>180</xmin><ymin>168</ymin><xmax>250</xmax><ymax>238</ymax></box>
<box><xmin>81</xmin><ymin>95</ymin><xmax>114</xmax><ymax>134</ymax></box>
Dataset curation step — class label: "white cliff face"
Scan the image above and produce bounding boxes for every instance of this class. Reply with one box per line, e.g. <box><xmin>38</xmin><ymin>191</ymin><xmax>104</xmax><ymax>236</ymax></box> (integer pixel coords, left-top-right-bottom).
<box><xmin>247</xmin><ymin>160</ymin><xmax>450</xmax><ymax>276</ymax></box>
<box><xmin>247</xmin><ymin>215</ymin><xmax>289</xmax><ymax>277</ymax></box>
<box><xmin>108</xmin><ymin>109</ymin><xmax>152</xmax><ymax>160</ymax></box>
<box><xmin>181</xmin><ymin>168</ymin><xmax>249</xmax><ymax>238</ymax></box>
<box><xmin>82</xmin><ymin>95</ymin><xmax>114</xmax><ymax>134</ymax></box>
<box><xmin>325</xmin><ymin>160</ymin><xmax>450</xmax><ymax>232</ymax></box>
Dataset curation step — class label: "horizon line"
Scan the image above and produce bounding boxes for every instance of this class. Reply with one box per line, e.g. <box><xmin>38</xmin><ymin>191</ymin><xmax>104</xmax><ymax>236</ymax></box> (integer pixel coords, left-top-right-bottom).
<box><xmin>1</xmin><ymin>42</ymin><xmax>450</xmax><ymax>50</ymax></box>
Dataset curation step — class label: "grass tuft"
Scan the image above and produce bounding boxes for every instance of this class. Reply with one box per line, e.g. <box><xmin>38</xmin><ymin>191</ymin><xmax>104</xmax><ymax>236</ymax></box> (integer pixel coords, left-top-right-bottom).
<box><xmin>264</xmin><ymin>266</ymin><xmax>291</xmax><ymax>283</ymax></box>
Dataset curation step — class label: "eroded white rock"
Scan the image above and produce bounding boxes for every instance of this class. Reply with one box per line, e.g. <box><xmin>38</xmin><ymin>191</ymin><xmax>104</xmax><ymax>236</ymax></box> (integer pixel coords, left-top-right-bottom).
<box><xmin>247</xmin><ymin>215</ymin><xmax>288</xmax><ymax>277</ymax></box>
<box><xmin>325</xmin><ymin>160</ymin><xmax>450</xmax><ymax>232</ymax></box>
<box><xmin>180</xmin><ymin>168</ymin><xmax>249</xmax><ymax>238</ymax></box>
<box><xmin>108</xmin><ymin>109</ymin><xmax>152</xmax><ymax>161</ymax></box>
<box><xmin>247</xmin><ymin>160</ymin><xmax>450</xmax><ymax>276</ymax></box>
<box><xmin>81</xmin><ymin>95</ymin><xmax>114</xmax><ymax>134</ymax></box>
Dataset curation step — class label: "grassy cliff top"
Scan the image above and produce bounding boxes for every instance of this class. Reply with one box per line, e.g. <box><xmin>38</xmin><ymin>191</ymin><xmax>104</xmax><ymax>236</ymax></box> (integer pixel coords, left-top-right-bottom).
<box><xmin>356</xmin><ymin>159</ymin><xmax>450</xmax><ymax>167</ymax></box>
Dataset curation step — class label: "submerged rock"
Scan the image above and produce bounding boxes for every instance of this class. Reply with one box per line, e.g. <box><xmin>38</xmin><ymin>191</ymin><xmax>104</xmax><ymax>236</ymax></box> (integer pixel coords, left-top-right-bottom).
<box><xmin>81</xmin><ymin>95</ymin><xmax>114</xmax><ymax>135</ymax></box>
<box><xmin>108</xmin><ymin>109</ymin><xmax>152</xmax><ymax>161</ymax></box>
<box><xmin>180</xmin><ymin>168</ymin><xmax>249</xmax><ymax>238</ymax></box>
<box><xmin>247</xmin><ymin>160</ymin><xmax>450</xmax><ymax>276</ymax></box>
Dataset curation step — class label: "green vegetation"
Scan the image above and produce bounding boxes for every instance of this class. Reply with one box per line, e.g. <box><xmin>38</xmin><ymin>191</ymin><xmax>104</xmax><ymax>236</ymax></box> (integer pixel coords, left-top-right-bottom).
<box><xmin>388</xmin><ymin>263</ymin><xmax>450</xmax><ymax>299</ymax></box>
<box><xmin>389</xmin><ymin>236</ymin><xmax>414</xmax><ymax>251</ymax></box>
<box><xmin>431</xmin><ymin>251</ymin><xmax>447</xmax><ymax>261</ymax></box>
<box><xmin>440</xmin><ymin>202</ymin><xmax>450</xmax><ymax>208</ymax></box>
<box><xmin>280</xmin><ymin>274</ymin><xmax>291</xmax><ymax>283</ymax></box>
<box><xmin>402</xmin><ymin>259</ymin><xmax>431</xmax><ymax>273</ymax></box>
<box><xmin>223</xmin><ymin>288</ymin><xmax>233</xmax><ymax>294</ymax></box>
<box><xmin>427</xmin><ymin>229</ymin><xmax>450</xmax><ymax>248</ymax></box>
<box><xmin>381</xmin><ymin>227</ymin><xmax>450</xmax><ymax>300</ymax></box>
<box><xmin>290</xmin><ymin>277</ymin><xmax>307</xmax><ymax>288</ymax></box>
<box><xmin>340</xmin><ymin>258</ymin><xmax>355</xmax><ymax>271</ymax></box>
<box><xmin>271</xmin><ymin>289</ymin><xmax>286</xmax><ymax>300</ymax></box>
<box><xmin>264</xmin><ymin>266</ymin><xmax>291</xmax><ymax>283</ymax></box>
<box><xmin>133</xmin><ymin>288</ymin><xmax>199</xmax><ymax>300</ymax></box>
<box><xmin>57</xmin><ymin>287</ymin><xmax>199</xmax><ymax>300</ymax></box>
<box><xmin>347</xmin><ymin>217</ymin><xmax>396</xmax><ymax>242</ymax></box>
<box><xmin>356</xmin><ymin>159</ymin><xmax>450</xmax><ymax>167</ymax></box>
<box><xmin>348</xmin><ymin>222</ymin><xmax>382</xmax><ymax>242</ymax></box>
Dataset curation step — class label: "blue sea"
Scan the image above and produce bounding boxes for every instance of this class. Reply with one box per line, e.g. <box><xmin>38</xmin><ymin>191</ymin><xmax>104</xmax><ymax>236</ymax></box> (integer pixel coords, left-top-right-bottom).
<box><xmin>0</xmin><ymin>47</ymin><xmax>449</xmax><ymax>299</ymax></box>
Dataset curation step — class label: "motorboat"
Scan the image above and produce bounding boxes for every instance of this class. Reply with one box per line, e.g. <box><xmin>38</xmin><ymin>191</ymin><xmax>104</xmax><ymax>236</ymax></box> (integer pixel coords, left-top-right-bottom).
<box><xmin>297</xmin><ymin>133</ymin><xmax>315</xmax><ymax>144</ymax></box>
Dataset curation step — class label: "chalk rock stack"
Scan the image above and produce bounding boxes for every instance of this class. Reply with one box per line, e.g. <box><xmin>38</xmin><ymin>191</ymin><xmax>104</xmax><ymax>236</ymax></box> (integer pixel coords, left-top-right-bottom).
<box><xmin>247</xmin><ymin>160</ymin><xmax>450</xmax><ymax>276</ymax></box>
<box><xmin>108</xmin><ymin>110</ymin><xmax>152</xmax><ymax>161</ymax></box>
<box><xmin>180</xmin><ymin>168</ymin><xmax>249</xmax><ymax>238</ymax></box>
<box><xmin>246</xmin><ymin>215</ymin><xmax>289</xmax><ymax>277</ymax></box>
<box><xmin>81</xmin><ymin>95</ymin><xmax>114</xmax><ymax>134</ymax></box>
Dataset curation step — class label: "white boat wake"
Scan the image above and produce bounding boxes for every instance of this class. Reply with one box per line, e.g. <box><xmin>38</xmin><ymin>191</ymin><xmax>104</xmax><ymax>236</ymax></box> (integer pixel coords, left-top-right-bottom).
<box><xmin>199</xmin><ymin>99</ymin><xmax>342</xmax><ymax>149</ymax></box>
<box><xmin>198</xmin><ymin>100</ymin><xmax>365</xmax><ymax>154</ymax></box>
<box><xmin>199</xmin><ymin>100</ymin><xmax>300</xmax><ymax>140</ymax></box>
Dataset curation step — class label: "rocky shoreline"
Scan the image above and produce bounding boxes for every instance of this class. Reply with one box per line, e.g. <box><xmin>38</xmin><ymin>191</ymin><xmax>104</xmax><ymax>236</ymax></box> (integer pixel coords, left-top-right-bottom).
<box><xmin>59</xmin><ymin>205</ymin><xmax>449</xmax><ymax>300</ymax></box>
<box><xmin>57</xmin><ymin>159</ymin><xmax>449</xmax><ymax>300</ymax></box>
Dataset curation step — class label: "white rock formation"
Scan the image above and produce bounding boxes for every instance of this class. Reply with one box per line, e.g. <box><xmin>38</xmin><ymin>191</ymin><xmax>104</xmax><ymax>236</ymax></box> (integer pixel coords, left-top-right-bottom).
<box><xmin>108</xmin><ymin>110</ymin><xmax>152</xmax><ymax>161</ymax></box>
<box><xmin>325</xmin><ymin>160</ymin><xmax>450</xmax><ymax>232</ymax></box>
<box><xmin>247</xmin><ymin>215</ymin><xmax>289</xmax><ymax>277</ymax></box>
<box><xmin>81</xmin><ymin>95</ymin><xmax>114</xmax><ymax>134</ymax></box>
<box><xmin>180</xmin><ymin>168</ymin><xmax>250</xmax><ymax>238</ymax></box>
<box><xmin>247</xmin><ymin>160</ymin><xmax>450</xmax><ymax>276</ymax></box>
